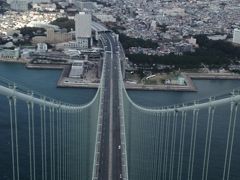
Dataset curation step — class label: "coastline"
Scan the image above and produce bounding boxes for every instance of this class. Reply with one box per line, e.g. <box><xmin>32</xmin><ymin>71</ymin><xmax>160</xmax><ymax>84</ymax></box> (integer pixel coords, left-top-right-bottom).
<box><xmin>125</xmin><ymin>73</ymin><xmax>240</xmax><ymax>91</ymax></box>
<box><xmin>5</xmin><ymin>62</ymin><xmax>240</xmax><ymax>91</ymax></box>
<box><xmin>186</xmin><ymin>72</ymin><xmax>240</xmax><ymax>80</ymax></box>
<box><xmin>0</xmin><ymin>58</ymin><xmax>28</xmax><ymax>64</ymax></box>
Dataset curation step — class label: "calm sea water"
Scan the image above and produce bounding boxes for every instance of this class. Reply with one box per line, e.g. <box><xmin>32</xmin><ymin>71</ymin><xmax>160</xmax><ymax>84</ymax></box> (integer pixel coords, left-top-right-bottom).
<box><xmin>0</xmin><ymin>63</ymin><xmax>239</xmax><ymax>179</ymax></box>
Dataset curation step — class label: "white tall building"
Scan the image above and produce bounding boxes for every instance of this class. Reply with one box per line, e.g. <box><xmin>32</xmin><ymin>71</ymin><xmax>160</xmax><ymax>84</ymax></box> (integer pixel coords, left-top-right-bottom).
<box><xmin>233</xmin><ymin>29</ymin><xmax>240</xmax><ymax>45</ymax></box>
<box><xmin>75</xmin><ymin>12</ymin><xmax>92</xmax><ymax>49</ymax></box>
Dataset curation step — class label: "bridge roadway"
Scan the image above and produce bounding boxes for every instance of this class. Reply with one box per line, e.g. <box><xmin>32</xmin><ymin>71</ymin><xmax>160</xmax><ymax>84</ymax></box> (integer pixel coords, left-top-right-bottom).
<box><xmin>98</xmin><ymin>32</ymin><xmax>122</xmax><ymax>180</ymax></box>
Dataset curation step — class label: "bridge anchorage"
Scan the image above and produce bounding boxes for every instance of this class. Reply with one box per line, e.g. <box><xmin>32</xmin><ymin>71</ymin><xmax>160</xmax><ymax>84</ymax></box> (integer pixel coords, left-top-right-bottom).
<box><xmin>0</xmin><ymin>31</ymin><xmax>239</xmax><ymax>180</ymax></box>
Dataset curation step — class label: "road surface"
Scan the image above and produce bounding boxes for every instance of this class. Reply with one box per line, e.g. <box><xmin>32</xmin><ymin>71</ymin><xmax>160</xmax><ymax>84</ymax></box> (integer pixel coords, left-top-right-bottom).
<box><xmin>98</xmin><ymin>32</ymin><xmax>123</xmax><ymax>180</ymax></box>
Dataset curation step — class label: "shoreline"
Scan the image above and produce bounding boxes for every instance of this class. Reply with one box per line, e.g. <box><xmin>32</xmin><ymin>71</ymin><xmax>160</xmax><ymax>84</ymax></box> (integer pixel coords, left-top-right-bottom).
<box><xmin>8</xmin><ymin>62</ymin><xmax>240</xmax><ymax>91</ymax></box>
<box><xmin>0</xmin><ymin>59</ymin><xmax>28</xmax><ymax>64</ymax></box>
<box><xmin>125</xmin><ymin>85</ymin><xmax>197</xmax><ymax>92</ymax></box>
<box><xmin>186</xmin><ymin>73</ymin><xmax>240</xmax><ymax>80</ymax></box>
<box><xmin>124</xmin><ymin>73</ymin><xmax>240</xmax><ymax>91</ymax></box>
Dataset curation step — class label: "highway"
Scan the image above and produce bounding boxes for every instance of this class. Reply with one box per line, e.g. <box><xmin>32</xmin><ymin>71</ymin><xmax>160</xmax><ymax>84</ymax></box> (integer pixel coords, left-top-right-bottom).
<box><xmin>98</xmin><ymin>32</ymin><xmax>123</xmax><ymax>180</ymax></box>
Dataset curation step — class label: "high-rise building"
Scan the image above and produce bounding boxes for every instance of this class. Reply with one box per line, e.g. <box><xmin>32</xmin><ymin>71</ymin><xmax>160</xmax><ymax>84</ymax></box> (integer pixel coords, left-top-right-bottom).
<box><xmin>75</xmin><ymin>12</ymin><xmax>92</xmax><ymax>49</ymax></box>
<box><xmin>233</xmin><ymin>29</ymin><xmax>240</xmax><ymax>45</ymax></box>
<box><xmin>10</xmin><ymin>0</ymin><xmax>28</xmax><ymax>11</ymax></box>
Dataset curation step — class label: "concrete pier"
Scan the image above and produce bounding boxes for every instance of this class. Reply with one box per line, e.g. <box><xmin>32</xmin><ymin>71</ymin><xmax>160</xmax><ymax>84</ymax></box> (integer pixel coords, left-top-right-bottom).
<box><xmin>26</xmin><ymin>63</ymin><xmax>100</xmax><ymax>89</ymax></box>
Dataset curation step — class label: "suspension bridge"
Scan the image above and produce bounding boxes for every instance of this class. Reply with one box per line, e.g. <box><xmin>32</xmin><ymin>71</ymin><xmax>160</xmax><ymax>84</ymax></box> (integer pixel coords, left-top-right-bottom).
<box><xmin>0</xmin><ymin>30</ymin><xmax>239</xmax><ymax>180</ymax></box>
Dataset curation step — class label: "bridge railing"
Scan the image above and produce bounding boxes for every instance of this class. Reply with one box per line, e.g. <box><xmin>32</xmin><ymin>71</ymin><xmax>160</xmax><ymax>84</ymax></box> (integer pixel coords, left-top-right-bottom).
<box><xmin>91</xmin><ymin>35</ymin><xmax>108</xmax><ymax>180</ymax></box>
<box><xmin>117</xmin><ymin>42</ymin><xmax>129</xmax><ymax>180</ymax></box>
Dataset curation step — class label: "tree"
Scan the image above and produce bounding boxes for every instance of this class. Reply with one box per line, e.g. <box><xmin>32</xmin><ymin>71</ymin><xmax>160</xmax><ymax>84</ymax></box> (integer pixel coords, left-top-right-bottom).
<box><xmin>158</xmin><ymin>24</ymin><xmax>168</xmax><ymax>33</ymax></box>
<box><xmin>118</xmin><ymin>33</ymin><xmax>158</xmax><ymax>49</ymax></box>
<box><xmin>12</xmin><ymin>33</ymin><xmax>19</xmax><ymax>38</ymax></box>
<box><xmin>18</xmin><ymin>27</ymin><xmax>46</xmax><ymax>38</ymax></box>
<box><xmin>50</xmin><ymin>17</ymin><xmax>75</xmax><ymax>32</ymax></box>
<box><xmin>127</xmin><ymin>51</ymin><xmax>230</xmax><ymax>69</ymax></box>
<box><xmin>28</xmin><ymin>3</ymin><xmax>33</xmax><ymax>9</ymax></box>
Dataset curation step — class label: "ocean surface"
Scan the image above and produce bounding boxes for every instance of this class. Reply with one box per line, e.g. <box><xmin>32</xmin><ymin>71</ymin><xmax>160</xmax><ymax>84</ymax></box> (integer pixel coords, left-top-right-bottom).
<box><xmin>0</xmin><ymin>62</ymin><xmax>239</xmax><ymax>179</ymax></box>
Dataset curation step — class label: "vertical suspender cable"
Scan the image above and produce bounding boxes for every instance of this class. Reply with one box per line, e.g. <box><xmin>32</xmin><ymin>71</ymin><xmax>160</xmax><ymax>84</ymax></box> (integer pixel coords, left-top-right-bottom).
<box><xmin>30</xmin><ymin>101</ymin><xmax>36</xmax><ymax>180</ymax></box>
<box><xmin>151</xmin><ymin>112</ymin><xmax>158</xmax><ymax>180</ymax></box>
<box><xmin>202</xmin><ymin>107</ymin><xmax>211</xmax><ymax>180</ymax></box>
<box><xmin>49</xmin><ymin>107</ymin><xmax>53</xmax><ymax>180</ymax></box>
<box><xmin>75</xmin><ymin>109</ymin><xmax>79</xmax><ymax>179</ymax></box>
<box><xmin>59</xmin><ymin>108</ymin><xmax>62</xmax><ymax>180</ymax></box>
<box><xmin>77</xmin><ymin>109</ymin><xmax>80</xmax><ymax>179</ymax></box>
<box><xmin>40</xmin><ymin>105</ymin><xmax>44</xmax><ymax>180</ymax></box>
<box><xmin>68</xmin><ymin>110</ymin><xmax>71</xmax><ymax>179</ymax></box>
<box><xmin>158</xmin><ymin>112</ymin><xmax>165</xmax><ymax>179</ymax></box>
<box><xmin>205</xmin><ymin>107</ymin><xmax>215</xmax><ymax>180</ymax></box>
<box><xmin>74</xmin><ymin>109</ymin><xmax>76</xmax><ymax>179</ymax></box>
<box><xmin>202</xmin><ymin>106</ymin><xmax>215</xmax><ymax>180</ymax></box>
<box><xmin>177</xmin><ymin>111</ymin><xmax>187</xmax><ymax>180</ymax></box>
<box><xmin>67</xmin><ymin>109</ymin><xmax>69</xmax><ymax>178</ymax></box>
<box><xmin>169</xmin><ymin>110</ymin><xmax>178</xmax><ymax>180</ymax></box>
<box><xmin>65</xmin><ymin>109</ymin><xmax>67</xmax><ymax>180</ymax></box>
<box><xmin>76</xmin><ymin>109</ymin><xmax>79</xmax><ymax>179</ymax></box>
<box><xmin>27</xmin><ymin>102</ymin><xmax>32</xmax><ymax>180</ymax></box>
<box><xmin>8</xmin><ymin>97</ymin><xmax>16</xmax><ymax>180</ymax></box>
<box><xmin>52</xmin><ymin>107</ymin><xmax>56</xmax><ymax>180</ymax></box>
<box><xmin>226</xmin><ymin>103</ymin><xmax>238</xmax><ymax>180</ymax></box>
<box><xmin>153</xmin><ymin>112</ymin><xmax>160</xmax><ymax>180</ymax></box>
<box><xmin>222</xmin><ymin>102</ymin><xmax>238</xmax><ymax>180</ymax></box>
<box><xmin>188</xmin><ymin>109</ymin><xmax>199</xmax><ymax>180</ymax></box>
<box><xmin>62</xmin><ymin>109</ymin><xmax>66</xmax><ymax>180</ymax></box>
<box><xmin>80</xmin><ymin>109</ymin><xmax>83</xmax><ymax>179</ymax></box>
<box><xmin>67</xmin><ymin>110</ymin><xmax>71</xmax><ymax>179</ymax></box>
<box><xmin>43</xmin><ymin>101</ymin><xmax>47</xmax><ymax>180</ymax></box>
<box><xmin>13</xmin><ymin>98</ymin><xmax>20</xmax><ymax>180</ymax></box>
<box><xmin>191</xmin><ymin>109</ymin><xmax>199</xmax><ymax>180</ymax></box>
<box><xmin>163</xmin><ymin>112</ymin><xmax>170</xmax><ymax>180</ymax></box>
<box><xmin>56</xmin><ymin>108</ymin><xmax>60</xmax><ymax>180</ymax></box>
<box><xmin>56</xmin><ymin>108</ymin><xmax>59</xmax><ymax>180</ymax></box>
<box><xmin>65</xmin><ymin>109</ymin><xmax>68</xmax><ymax>179</ymax></box>
<box><xmin>187</xmin><ymin>110</ymin><xmax>195</xmax><ymax>180</ymax></box>
<box><xmin>222</xmin><ymin>103</ymin><xmax>233</xmax><ymax>180</ymax></box>
<box><xmin>73</xmin><ymin>110</ymin><xmax>76</xmax><ymax>179</ymax></box>
<box><xmin>139</xmin><ymin>110</ymin><xmax>144</xmax><ymax>180</ymax></box>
